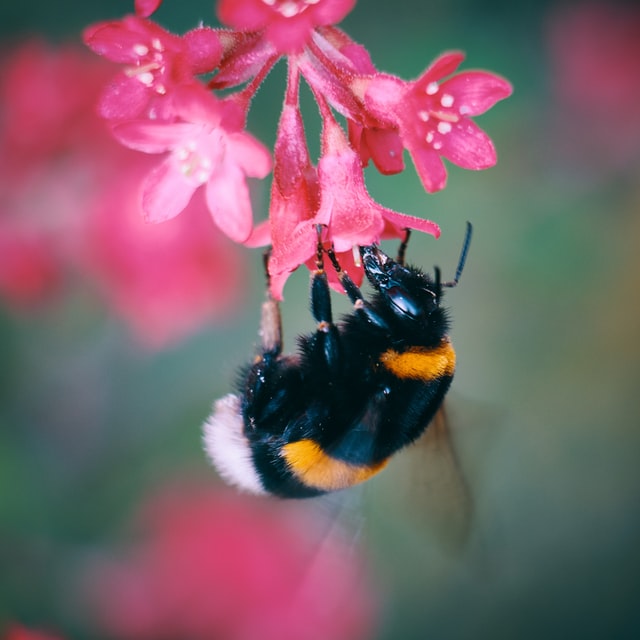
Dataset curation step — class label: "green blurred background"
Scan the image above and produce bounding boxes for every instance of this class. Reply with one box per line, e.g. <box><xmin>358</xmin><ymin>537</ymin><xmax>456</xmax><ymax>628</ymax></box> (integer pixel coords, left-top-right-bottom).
<box><xmin>1</xmin><ymin>1</ymin><xmax>639</xmax><ymax>638</ymax></box>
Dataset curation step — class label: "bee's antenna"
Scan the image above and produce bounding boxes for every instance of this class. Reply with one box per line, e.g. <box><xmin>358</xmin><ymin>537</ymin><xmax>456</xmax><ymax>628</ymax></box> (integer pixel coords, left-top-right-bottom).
<box><xmin>441</xmin><ymin>221</ymin><xmax>473</xmax><ymax>288</ymax></box>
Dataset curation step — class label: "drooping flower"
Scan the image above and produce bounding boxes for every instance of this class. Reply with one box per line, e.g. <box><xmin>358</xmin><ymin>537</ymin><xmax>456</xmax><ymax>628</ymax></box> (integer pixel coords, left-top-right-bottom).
<box><xmin>80</xmin><ymin>481</ymin><xmax>377</xmax><ymax>640</ymax></box>
<box><xmin>84</xmin><ymin>15</ymin><xmax>222</xmax><ymax>120</ymax></box>
<box><xmin>363</xmin><ymin>51</ymin><xmax>513</xmax><ymax>192</ymax></box>
<box><xmin>113</xmin><ymin>84</ymin><xmax>271</xmax><ymax>241</ymax></box>
<box><xmin>217</xmin><ymin>0</ymin><xmax>357</xmax><ymax>54</ymax></box>
<box><xmin>267</xmin><ymin>67</ymin><xmax>439</xmax><ymax>298</ymax></box>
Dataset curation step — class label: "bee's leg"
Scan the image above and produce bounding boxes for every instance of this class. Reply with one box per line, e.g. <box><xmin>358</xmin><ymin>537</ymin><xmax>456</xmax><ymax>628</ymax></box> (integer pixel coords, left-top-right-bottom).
<box><xmin>325</xmin><ymin>245</ymin><xmax>389</xmax><ymax>331</ymax></box>
<box><xmin>242</xmin><ymin>250</ymin><xmax>292</xmax><ymax>425</ymax></box>
<box><xmin>259</xmin><ymin>249</ymin><xmax>282</xmax><ymax>356</ymax></box>
<box><xmin>309</xmin><ymin>233</ymin><xmax>343</xmax><ymax>376</ymax></box>
<box><xmin>396</xmin><ymin>228</ymin><xmax>411</xmax><ymax>265</ymax></box>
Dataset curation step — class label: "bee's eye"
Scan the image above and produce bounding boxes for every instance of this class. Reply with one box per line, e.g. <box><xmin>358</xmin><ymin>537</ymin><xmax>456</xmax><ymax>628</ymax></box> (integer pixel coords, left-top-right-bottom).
<box><xmin>387</xmin><ymin>286</ymin><xmax>422</xmax><ymax>318</ymax></box>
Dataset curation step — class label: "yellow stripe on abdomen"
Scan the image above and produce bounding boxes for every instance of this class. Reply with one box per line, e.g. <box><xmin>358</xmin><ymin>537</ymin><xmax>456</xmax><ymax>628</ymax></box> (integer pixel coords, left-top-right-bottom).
<box><xmin>282</xmin><ymin>439</ymin><xmax>388</xmax><ymax>492</ymax></box>
<box><xmin>380</xmin><ymin>340</ymin><xmax>456</xmax><ymax>381</ymax></box>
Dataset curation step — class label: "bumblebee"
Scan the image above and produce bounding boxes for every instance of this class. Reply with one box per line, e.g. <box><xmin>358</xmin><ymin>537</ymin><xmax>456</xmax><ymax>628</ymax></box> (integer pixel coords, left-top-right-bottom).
<box><xmin>204</xmin><ymin>223</ymin><xmax>472</xmax><ymax>498</ymax></box>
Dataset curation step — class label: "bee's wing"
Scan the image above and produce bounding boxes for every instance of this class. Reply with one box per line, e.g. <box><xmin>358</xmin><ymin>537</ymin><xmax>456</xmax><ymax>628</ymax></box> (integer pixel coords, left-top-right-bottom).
<box><xmin>369</xmin><ymin>403</ymin><xmax>473</xmax><ymax>552</ymax></box>
<box><xmin>408</xmin><ymin>404</ymin><xmax>472</xmax><ymax>549</ymax></box>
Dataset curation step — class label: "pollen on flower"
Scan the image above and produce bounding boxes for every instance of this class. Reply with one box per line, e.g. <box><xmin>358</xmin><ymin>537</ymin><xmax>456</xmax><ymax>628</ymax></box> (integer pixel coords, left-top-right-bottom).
<box><xmin>133</xmin><ymin>44</ymin><xmax>149</xmax><ymax>56</ymax></box>
<box><xmin>264</xmin><ymin>0</ymin><xmax>319</xmax><ymax>18</ymax></box>
<box><xmin>426</xmin><ymin>132</ymin><xmax>434</xmax><ymax>143</ymax></box>
<box><xmin>176</xmin><ymin>144</ymin><xmax>213</xmax><ymax>183</ymax></box>
<box><xmin>426</xmin><ymin>81</ymin><xmax>439</xmax><ymax>95</ymax></box>
<box><xmin>440</xmin><ymin>93</ymin><xmax>454</xmax><ymax>107</ymax></box>
<box><xmin>418</xmin><ymin>110</ymin><xmax>430</xmax><ymax>122</ymax></box>
<box><xmin>437</xmin><ymin>121</ymin><xmax>452</xmax><ymax>134</ymax></box>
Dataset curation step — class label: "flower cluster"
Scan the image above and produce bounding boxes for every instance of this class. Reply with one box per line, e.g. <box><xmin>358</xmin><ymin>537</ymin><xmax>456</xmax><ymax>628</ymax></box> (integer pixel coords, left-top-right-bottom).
<box><xmin>85</xmin><ymin>0</ymin><xmax>511</xmax><ymax>298</ymax></box>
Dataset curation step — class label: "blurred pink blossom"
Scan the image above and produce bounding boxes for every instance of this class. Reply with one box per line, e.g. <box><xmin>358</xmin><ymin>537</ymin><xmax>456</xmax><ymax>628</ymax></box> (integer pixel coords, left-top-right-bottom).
<box><xmin>0</xmin><ymin>41</ymin><xmax>247</xmax><ymax>345</ymax></box>
<box><xmin>80</xmin><ymin>481</ymin><xmax>377</xmax><ymax>640</ymax></box>
<box><xmin>546</xmin><ymin>2</ymin><xmax>640</xmax><ymax>172</ymax></box>
<box><xmin>2</xmin><ymin>625</ymin><xmax>65</xmax><ymax>640</ymax></box>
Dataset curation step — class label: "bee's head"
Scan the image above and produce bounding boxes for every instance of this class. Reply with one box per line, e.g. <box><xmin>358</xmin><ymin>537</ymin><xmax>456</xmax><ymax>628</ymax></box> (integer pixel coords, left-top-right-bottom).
<box><xmin>360</xmin><ymin>245</ymin><xmax>440</xmax><ymax>322</ymax></box>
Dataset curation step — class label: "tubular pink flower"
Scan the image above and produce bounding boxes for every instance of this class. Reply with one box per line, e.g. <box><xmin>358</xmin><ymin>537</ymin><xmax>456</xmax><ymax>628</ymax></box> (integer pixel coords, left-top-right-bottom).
<box><xmin>364</xmin><ymin>51</ymin><xmax>513</xmax><ymax>192</ymax></box>
<box><xmin>83</xmin><ymin>16</ymin><xmax>222</xmax><ymax>120</ymax></box>
<box><xmin>267</xmin><ymin>73</ymin><xmax>321</xmax><ymax>298</ymax></box>
<box><xmin>217</xmin><ymin>0</ymin><xmax>356</xmax><ymax>54</ymax></box>
<box><xmin>112</xmin><ymin>85</ymin><xmax>271</xmax><ymax>242</ymax></box>
<box><xmin>318</xmin><ymin>114</ymin><xmax>440</xmax><ymax>252</ymax></box>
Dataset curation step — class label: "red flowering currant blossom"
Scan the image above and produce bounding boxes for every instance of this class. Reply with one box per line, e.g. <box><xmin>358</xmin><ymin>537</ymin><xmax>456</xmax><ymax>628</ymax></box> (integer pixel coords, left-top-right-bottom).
<box><xmin>362</xmin><ymin>51</ymin><xmax>513</xmax><ymax>193</ymax></box>
<box><xmin>80</xmin><ymin>481</ymin><xmax>376</xmax><ymax>640</ymax></box>
<box><xmin>86</xmin><ymin>1</ymin><xmax>511</xmax><ymax>298</ymax></box>
<box><xmin>112</xmin><ymin>85</ymin><xmax>272</xmax><ymax>242</ymax></box>
<box><xmin>84</xmin><ymin>16</ymin><xmax>222</xmax><ymax>120</ymax></box>
<box><xmin>218</xmin><ymin>0</ymin><xmax>356</xmax><ymax>54</ymax></box>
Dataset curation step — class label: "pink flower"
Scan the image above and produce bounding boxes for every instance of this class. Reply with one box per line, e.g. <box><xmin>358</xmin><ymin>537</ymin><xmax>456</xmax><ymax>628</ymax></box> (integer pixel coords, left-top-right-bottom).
<box><xmin>268</xmin><ymin>101</ymin><xmax>440</xmax><ymax>298</ymax></box>
<box><xmin>83</xmin><ymin>16</ymin><xmax>222</xmax><ymax>120</ymax></box>
<box><xmin>546</xmin><ymin>2</ymin><xmax>640</xmax><ymax>171</ymax></box>
<box><xmin>363</xmin><ymin>51</ymin><xmax>512</xmax><ymax>192</ymax></box>
<box><xmin>218</xmin><ymin>0</ymin><xmax>356</xmax><ymax>54</ymax></box>
<box><xmin>0</xmin><ymin>226</ymin><xmax>60</xmax><ymax>307</ymax></box>
<box><xmin>80</xmin><ymin>481</ymin><xmax>376</xmax><ymax>640</ymax></box>
<box><xmin>81</xmin><ymin>154</ymin><xmax>246</xmax><ymax>347</ymax></box>
<box><xmin>2</xmin><ymin>625</ymin><xmax>66</xmax><ymax>640</ymax></box>
<box><xmin>113</xmin><ymin>85</ymin><xmax>271</xmax><ymax>242</ymax></box>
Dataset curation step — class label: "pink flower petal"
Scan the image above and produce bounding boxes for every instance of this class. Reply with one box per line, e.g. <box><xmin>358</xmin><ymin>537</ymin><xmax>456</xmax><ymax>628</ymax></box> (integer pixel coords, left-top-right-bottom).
<box><xmin>422</xmin><ymin>51</ymin><xmax>465</xmax><ymax>82</ymax></box>
<box><xmin>205</xmin><ymin>163</ymin><xmax>254</xmax><ymax>242</ymax></box>
<box><xmin>227</xmin><ymin>131</ymin><xmax>272</xmax><ymax>179</ymax></box>
<box><xmin>243</xmin><ymin>219</ymin><xmax>271</xmax><ymax>247</ymax></box>
<box><xmin>135</xmin><ymin>0</ymin><xmax>162</xmax><ymax>18</ymax></box>
<box><xmin>312</xmin><ymin>0</ymin><xmax>357</xmax><ymax>25</ymax></box>
<box><xmin>408</xmin><ymin>145</ymin><xmax>448</xmax><ymax>193</ymax></box>
<box><xmin>443</xmin><ymin>71</ymin><xmax>513</xmax><ymax>116</ymax></box>
<box><xmin>183</xmin><ymin>27</ymin><xmax>223</xmax><ymax>75</ymax></box>
<box><xmin>98</xmin><ymin>75</ymin><xmax>151</xmax><ymax>120</ymax></box>
<box><xmin>113</xmin><ymin>121</ymin><xmax>203</xmax><ymax>153</ymax></box>
<box><xmin>440</xmin><ymin>121</ymin><xmax>497</xmax><ymax>170</ymax></box>
<box><xmin>266</xmin><ymin>14</ymin><xmax>315</xmax><ymax>53</ymax></box>
<box><xmin>217</xmin><ymin>0</ymin><xmax>271</xmax><ymax>31</ymax></box>
<box><xmin>382</xmin><ymin>210</ymin><xmax>441</xmax><ymax>238</ymax></box>
<box><xmin>141</xmin><ymin>159</ymin><xmax>197</xmax><ymax>222</ymax></box>
<box><xmin>364</xmin><ymin>128</ymin><xmax>405</xmax><ymax>174</ymax></box>
<box><xmin>83</xmin><ymin>22</ymin><xmax>144</xmax><ymax>63</ymax></box>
